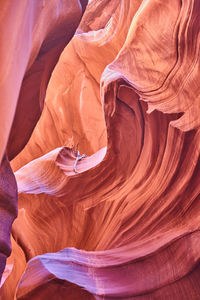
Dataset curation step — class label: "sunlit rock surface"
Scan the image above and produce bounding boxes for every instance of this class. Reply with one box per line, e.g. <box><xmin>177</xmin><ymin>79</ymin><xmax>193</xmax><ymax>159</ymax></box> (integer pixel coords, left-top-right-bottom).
<box><xmin>1</xmin><ymin>0</ymin><xmax>200</xmax><ymax>299</ymax></box>
<box><xmin>0</xmin><ymin>0</ymin><xmax>87</xmax><ymax>297</ymax></box>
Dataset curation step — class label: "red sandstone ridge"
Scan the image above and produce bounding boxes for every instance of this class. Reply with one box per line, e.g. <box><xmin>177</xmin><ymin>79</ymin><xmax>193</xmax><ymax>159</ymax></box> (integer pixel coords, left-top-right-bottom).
<box><xmin>1</xmin><ymin>0</ymin><xmax>200</xmax><ymax>299</ymax></box>
<box><xmin>0</xmin><ymin>0</ymin><xmax>87</xmax><ymax>294</ymax></box>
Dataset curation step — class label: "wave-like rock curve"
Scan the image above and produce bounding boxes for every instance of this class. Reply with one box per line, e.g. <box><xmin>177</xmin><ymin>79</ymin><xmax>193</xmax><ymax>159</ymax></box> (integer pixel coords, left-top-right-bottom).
<box><xmin>1</xmin><ymin>0</ymin><xmax>200</xmax><ymax>299</ymax></box>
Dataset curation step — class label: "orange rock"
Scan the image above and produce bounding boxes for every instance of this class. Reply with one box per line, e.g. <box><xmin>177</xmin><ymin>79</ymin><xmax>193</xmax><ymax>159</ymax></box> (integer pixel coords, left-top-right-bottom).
<box><xmin>1</xmin><ymin>0</ymin><xmax>200</xmax><ymax>299</ymax></box>
<box><xmin>0</xmin><ymin>0</ymin><xmax>87</xmax><ymax>293</ymax></box>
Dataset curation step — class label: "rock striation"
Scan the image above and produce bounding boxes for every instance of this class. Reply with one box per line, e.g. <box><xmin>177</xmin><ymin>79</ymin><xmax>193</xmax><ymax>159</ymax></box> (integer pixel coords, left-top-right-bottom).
<box><xmin>0</xmin><ymin>0</ymin><xmax>200</xmax><ymax>299</ymax></box>
<box><xmin>0</xmin><ymin>0</ymin><xmax>87</xmax><ymax>296</ymax></box>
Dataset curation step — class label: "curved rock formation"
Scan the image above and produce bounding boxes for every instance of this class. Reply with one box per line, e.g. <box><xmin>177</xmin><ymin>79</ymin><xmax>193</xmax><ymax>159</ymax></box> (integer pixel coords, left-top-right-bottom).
<box><xmin>1</xmin><ymin>0</ymin><xmax>200</xmax><ymax>299</ymax></box>
<box><xmin>0</xmin><ymin>0</ymin><xmax>87</xmax><ymax>292</ymax></box>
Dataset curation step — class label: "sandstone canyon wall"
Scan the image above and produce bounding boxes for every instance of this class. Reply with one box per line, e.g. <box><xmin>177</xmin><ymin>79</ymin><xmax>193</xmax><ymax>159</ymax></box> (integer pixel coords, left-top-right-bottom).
<box><xmin>0</xmin><ymin>0</ymin><xmax>200</xmax><ymax>299</ymax></box>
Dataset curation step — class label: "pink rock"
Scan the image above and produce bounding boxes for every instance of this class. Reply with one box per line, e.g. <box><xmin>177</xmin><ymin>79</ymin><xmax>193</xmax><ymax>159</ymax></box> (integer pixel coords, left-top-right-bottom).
<box><xmin>1</xmin><ymin>0</ymin><xmax>200</xmax><ymax>299</ymax></box>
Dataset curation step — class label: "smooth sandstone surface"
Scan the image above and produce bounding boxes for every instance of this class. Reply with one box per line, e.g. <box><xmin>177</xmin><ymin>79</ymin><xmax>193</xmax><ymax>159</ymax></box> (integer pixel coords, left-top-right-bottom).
<box><xmin>0</xmin><ymin>0</ymin><xmax>87</xmax><ymax>296</ymax></box>
<box><xmin>1</xmin><ymin>0</ymin><xmax>200</xmax><ymax>299</ymax></box>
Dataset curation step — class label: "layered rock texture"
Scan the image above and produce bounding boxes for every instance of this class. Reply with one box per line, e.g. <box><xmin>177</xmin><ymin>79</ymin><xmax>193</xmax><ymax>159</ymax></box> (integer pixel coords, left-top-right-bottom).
<box><xmin>1</xmin><ymin>0</ymin><xmax>200</xmax><ymax>299</ymax></box>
